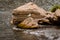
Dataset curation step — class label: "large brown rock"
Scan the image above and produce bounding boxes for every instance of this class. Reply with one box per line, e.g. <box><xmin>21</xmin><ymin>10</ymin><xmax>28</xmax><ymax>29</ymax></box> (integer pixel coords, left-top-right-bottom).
<box><xmin>11</xmin><ymin>2</ymin><xmax>60</xmax><ymax>28</ymax></box>
<box><xmin>11</xmin><ymin>2</ymin><xmax>46</xmax><ymax>24</ymax></box>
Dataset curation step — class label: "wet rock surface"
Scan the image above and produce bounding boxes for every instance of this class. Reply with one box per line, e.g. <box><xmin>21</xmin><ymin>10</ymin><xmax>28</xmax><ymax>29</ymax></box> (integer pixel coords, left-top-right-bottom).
<box><xmin>0</xmin><ymin>0</ymin><xmax>60</xmax><ymax>40</ymax></box>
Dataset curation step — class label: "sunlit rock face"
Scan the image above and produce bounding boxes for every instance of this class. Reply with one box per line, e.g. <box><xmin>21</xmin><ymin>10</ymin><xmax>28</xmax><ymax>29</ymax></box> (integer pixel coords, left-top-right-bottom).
<box><xmin>11</xmin><ymin>2</ymin><xmax>46</xmax><ymax>25</ymax></box>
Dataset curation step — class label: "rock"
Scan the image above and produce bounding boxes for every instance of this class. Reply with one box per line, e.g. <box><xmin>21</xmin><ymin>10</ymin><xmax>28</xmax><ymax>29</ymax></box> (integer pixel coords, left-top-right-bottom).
<box><xmin>55</xmin><ymin>9</ymin><xmax>60</xmax><ymax>17</ymax></box>
<box><xmin>11</xmin><ymin>15</ymin><xmax>27</xmax><ymax>25</ymax></box>
<box><xmin>11</xmin><ymin>2</ymin><xmax>60</xmax><ymax>28</ymax></box>
<box><xmin>38</xmin><ymin>11</ymin><xmax>54</xmax><ymax>25</ymax></box>
<box><xmin>17</xmin><ymin>17</ymin><xmax>39</xmax><ymax>29</ymax></box>
<box><xmin>12</xmin><ymin>2</ymin><xmax>46</xmax><ymax>24</ymax></box>
<box><xmin>37</xmin><ymin>11</ymin><xmax>59</xmax><ymax>25</ymax></box>
<box><xmin>45</xmin><ymin>12</ymin><xmax>57</xmax><ymax>24</ymax></box>
<box><xmin>50</xmin><ymin>5</ymin><xmax>60</xmax><ymax>25</ymax></box>
<box><xmin>54</xmin><ymin>9</ymin><xmax>60</xmax><ymax>25</ymax></box>
<box><xmin>49</xmin><ymin>5</ymin><xmax>60</xmax><ymax>25</ymax></box>
<box><xmin>38</xmin><ymin>18</ymin><xmax>50</xmax><ymax>25</ymax></box>
<box><xmin>44</xmin><ymin>10</ymin><xmax>60</xmax><ymax>25</ymax></box>
<box><xmin>13</xmin><ymin>2</ymin><xmax>46</xmax><ymax>16</ymax></box>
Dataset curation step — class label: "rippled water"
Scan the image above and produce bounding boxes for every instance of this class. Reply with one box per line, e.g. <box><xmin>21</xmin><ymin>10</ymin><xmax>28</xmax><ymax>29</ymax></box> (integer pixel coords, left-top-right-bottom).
<box><xmin>12</xmin><ymin>25</ymin><xmax>60</xmax><ymax>40</ymax></box>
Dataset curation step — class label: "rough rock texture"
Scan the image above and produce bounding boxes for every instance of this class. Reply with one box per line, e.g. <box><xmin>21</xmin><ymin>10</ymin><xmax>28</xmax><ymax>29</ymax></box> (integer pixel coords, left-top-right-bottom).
<box><xmin>55</xmin><ymin>9</ymin><xmax>60</xmax><ymax>17</ymax></box>
<box><xmin>12</xmin><ymin>2</ymin><xmax>46</xmax><ymax>25</ymax></box>
<box><xmin>38</xmin><ymin>10</ymin><xmax>60</xmax><ymax>25</ymax></box>
<box><xmin>11</xmin><ymin>2</ymin><xmax>60</xmax><ymax>28</ymax></box>
<box><xmin>13</xmin><ymin>2</ymin><xmax>46</xmax><ymax>16</ymax></box>
<box><xmin>17</xmin><ymin>17</ymin><xmax>39</xmax><ymax>28</ymax></box>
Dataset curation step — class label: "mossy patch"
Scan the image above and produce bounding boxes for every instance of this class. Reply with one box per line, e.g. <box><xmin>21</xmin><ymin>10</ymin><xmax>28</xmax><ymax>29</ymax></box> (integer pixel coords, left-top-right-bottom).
<box><xmin>50</xmin><ymin>4</ymin><xmax>60</xmax><ymax>12</ymax></box>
